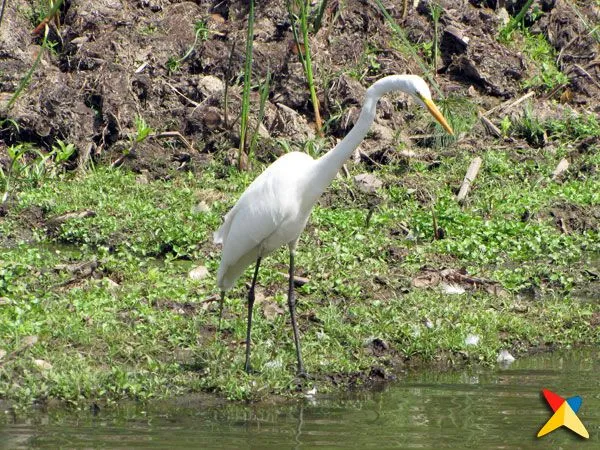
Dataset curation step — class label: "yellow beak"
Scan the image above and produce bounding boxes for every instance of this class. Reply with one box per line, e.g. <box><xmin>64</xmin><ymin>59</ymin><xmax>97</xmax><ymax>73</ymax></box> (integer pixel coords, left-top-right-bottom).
<box><xmin>423</xmin><ymin>97</ymin><xmax>454</xmax><ymax>135</ymax></box>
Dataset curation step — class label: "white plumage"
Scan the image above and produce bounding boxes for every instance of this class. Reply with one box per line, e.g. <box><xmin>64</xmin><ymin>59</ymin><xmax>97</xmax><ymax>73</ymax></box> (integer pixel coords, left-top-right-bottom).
<box><xmin>214</xmin><ymin>152</ymin><xmax>315</xmax><ymax>290</ymax></box>
<box><xmin>214</xmin><ymin>74</ymin><xmax>453</xmax><ymax>374</ymax></box>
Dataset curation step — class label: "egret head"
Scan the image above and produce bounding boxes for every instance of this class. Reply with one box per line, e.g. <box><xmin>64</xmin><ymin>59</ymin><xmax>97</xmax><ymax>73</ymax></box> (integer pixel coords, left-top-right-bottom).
<box><xmin>369</xmin><ymin>74</ymin><xmax>454</xmax><ymax>135</ymax></box>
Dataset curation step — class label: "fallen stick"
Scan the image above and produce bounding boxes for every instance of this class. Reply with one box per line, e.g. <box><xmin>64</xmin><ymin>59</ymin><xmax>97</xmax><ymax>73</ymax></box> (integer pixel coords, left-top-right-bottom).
<box><xmin>456</xmin><ymin>157</ymin><xmax>482</xmax><ymax>203</ymax></box>
<box><xmin>152</xmin><ymin>131</ymin><xmax>195</xmax><ymax>152</ymax></box>
<box><xmin>483</xmin><ymin>91</ymin><xmax>535</xmax><ymax>117</ymax></box>
<box><xmin>551</xmin><ymin>158</ymin><xmax>569</xmax><ymax>181</ymax></box>
<box><xmin>278</xmin><ymin>273</ymin><xmax>310</xmax><ymax>287</ymax></box>
<box><xmin>479</xmin><ymin>112</ymin><xmax>502</xmax><ymax>138</ymax></box>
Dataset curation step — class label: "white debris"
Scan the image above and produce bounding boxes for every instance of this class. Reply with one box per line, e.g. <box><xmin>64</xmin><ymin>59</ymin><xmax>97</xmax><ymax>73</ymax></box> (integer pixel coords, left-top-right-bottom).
<box><xmin>497</xmin><ymin>349</ymin><xmax>515</xmax><ymax>365</ymax></box>
<box><xmin>465</xmin><ymin>334</ymin><xmax>480</xmax><ymax>346</ymax></box>
<box><xmin>191</xmin><ymin>200</ymin><xmax>210</xmax><ymax>215</ymax></box>
<box><xmin>304</xmin><ymin>386</ymin><xmax>317</xmax><ymax>399</ymax></box>
<box><xmin>441</xmin><ymin>283</ymin><xmax>466</xmax><ymax>295</ymax></box>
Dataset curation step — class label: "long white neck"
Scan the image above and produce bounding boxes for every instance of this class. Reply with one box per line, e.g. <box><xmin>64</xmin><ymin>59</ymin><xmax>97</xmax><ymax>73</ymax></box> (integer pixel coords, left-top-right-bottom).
<box><xmin>303</xmin><ymin>75</ymin><xmax>417</xmax><ymax>206</ymax></box>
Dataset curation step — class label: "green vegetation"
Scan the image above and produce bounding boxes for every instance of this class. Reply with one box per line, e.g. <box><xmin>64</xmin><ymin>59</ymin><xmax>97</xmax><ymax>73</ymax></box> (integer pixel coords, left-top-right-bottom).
<box><xmin>1</xmin><ymin>140</ymin><xmax>75</xmax><ymax>203</ymax></box>
<box><xmin>1</xmin><ymin>106</ymin><xmax>598</xmax><ymax>408</ymax></box>
<box><xmin>498</xmin><ymin>1</ymin><xmax>568</xmax><ymax>92</ymax></box>
<box><xmin>287</xmin><ymin>0</ymin><xmax>324</xmax><ymax>136</ymax></box>
<box><xmin>238</xmin><ymin>0</ymin><xmax>255</xmax><ymax>169</ymax></box>
<box><xmin>521</xmin><ymin>32</ymin><xmax>569</xmax><ymax>91</ymax></box>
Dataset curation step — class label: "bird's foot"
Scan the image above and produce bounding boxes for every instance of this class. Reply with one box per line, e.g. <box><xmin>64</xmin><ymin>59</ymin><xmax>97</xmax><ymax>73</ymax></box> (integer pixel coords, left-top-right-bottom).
<box><xmin>244</xmin><ymin>365</ymin><xmax>261</xmax><ymax>375</ymax></box>
<box><xmin>293</xmin><ymin>370</ymin><xmax>312</xmax><ymax>388</ymax></box>
<box><xmin>297</xmin><ymin>370</ymin><xmax>311</xmax><ymax>380</ymax></box>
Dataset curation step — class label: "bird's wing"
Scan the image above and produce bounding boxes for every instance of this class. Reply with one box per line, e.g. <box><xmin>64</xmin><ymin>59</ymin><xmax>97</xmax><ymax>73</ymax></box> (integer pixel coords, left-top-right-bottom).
<box><xmin>214</xmin><ymin>152</ymin><xmax>312</xmax><ymax>246</ymax></box>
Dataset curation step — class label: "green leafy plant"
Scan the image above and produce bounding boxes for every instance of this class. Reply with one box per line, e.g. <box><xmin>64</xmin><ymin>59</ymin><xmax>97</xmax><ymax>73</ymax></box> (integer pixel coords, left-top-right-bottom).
<box><xmin>1</xmin><ymin>139</ymin><xmax>77</xmax><ymax>202</ymax></box>
<box><xmin>429</xmin><ymin>2</ymin><xmax>443</xmax><ymax>74</ymax></box>
<box><xmin>312</xmin><ymin>0</ymin><xmax>329</xmax><ymax>32</ymax></box>
<box><xmin>286</xmin><ymin>0</ymin><xmax>323</xmax><ymax>136</ymax></box>
<box><xmin>499</xmin><ymin>0</ymin><xmax>534</xmax><ymax>42</ymax></box>
<box><xmin>134</xmin><ymin>115</ymin><xmax>153</xmax><ymax>144</ymax></box>
<box><xmin>248</xmin><ymin>69</ymin><xmax>272</xmax><ymax>160</ymax></box>
<box><xmin>521</xmin><ymin>33</ymin><xmax>568</xmax><ymax>91</ymax></box>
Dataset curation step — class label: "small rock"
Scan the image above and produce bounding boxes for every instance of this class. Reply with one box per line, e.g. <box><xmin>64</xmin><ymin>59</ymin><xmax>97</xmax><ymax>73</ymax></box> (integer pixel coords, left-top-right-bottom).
<box><xmin>510</xmin><ymin>303</ymin><xmax>528</xmax><ymax>313</ymax></box>
<box><xmin>198</xmin><ymin>75</ymin><xmax>224</xmax><ymax>97</ymax></box>
<box><xmin>34</xmin><ymin>359</ymin><xmax>53</xmax><ymax>370</ymax></box>
<box><xmin>364</xmin><ymin>337</ymin><xmax>390</xmax><ymax>351</ymax></box>
<box><xmin>105</xmin><ymin>278</ymin><xmax>120</xmax><ymax>291</ymax></box>
<box><xmin>22</xmin><ymin>335</ymin><xmax>39</xmax><ymax>347</ymax></box>
<box><xmin>497</xmin><ymin>7</ymin><xmax>510</xmax><ymax>26</ymax></box>
<box><xmin>497</xmin><ymin>349</ymin><xmax>515</xmax><ymax>365</ymax></box>
<box><xmin>354</xmin><ymin>173</ymin><xmax>383</xmax><ymax>193</ymax></box>
<box><xmin>370</xmin><ymin>123</ymin><xmax>394</xmax><ymax>142</ymax></box>
<box><xmin>277</xmin><ymin>273</ymin><xmax>309</xmax><ymax>286</ymax></box>
<box><xmin>262</xmin><ymin>301</ymin><xmax>284</xmax><ymax>321</ymax></box>
<box><xmin>465</xmin><ymin>334</ymin><xmax>480</xmax><ymax>346</ymax></box>
<box><xmin>135</xmin><ymin>173</ymin><xmax>149</xmax><ymax>185</ymax></box>
<box><xmin>423</xmin><ymin>318</ymin><xmax>434</xmax><ymax>329</ymax></box>
<box><xmin>188</xmin><ymin>265</ymin><xmax>209</xmax><ymax>281</ymax></box>
<box><xmin>191</xmin><ymin>200</ymin><xmax>210</xmax><ymax>215</ymax></box>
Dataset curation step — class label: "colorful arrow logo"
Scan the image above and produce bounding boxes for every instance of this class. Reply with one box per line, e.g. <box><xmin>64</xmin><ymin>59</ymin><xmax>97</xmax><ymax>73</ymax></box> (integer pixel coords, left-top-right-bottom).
<box><xmin>537</xmin><ymin>388</ymin><xmax>589</xmax><ymax>439</ymax></box>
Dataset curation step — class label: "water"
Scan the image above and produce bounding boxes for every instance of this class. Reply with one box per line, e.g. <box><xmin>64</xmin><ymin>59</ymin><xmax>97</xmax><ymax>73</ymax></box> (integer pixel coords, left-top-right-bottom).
<box><xmin>1</xmin><ymin>349</ymin><xmax>598</xmax><ymax>449</ymax></box>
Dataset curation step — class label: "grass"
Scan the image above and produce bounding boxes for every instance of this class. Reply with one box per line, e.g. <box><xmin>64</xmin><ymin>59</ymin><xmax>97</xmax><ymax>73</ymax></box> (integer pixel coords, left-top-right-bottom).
<box><xmin>1</xmin><ymin>106</ymin><xmax>598</xmax><ymax>407</ymax></box>
<box><xmin>498</xmin><ymin>1</ymin><xmax>568</xmax><ymax>92</ymax></box>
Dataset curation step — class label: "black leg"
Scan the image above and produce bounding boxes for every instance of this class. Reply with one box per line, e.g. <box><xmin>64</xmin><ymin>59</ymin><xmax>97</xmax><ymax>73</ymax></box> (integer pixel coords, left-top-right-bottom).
<box><xmin>217</xmin><ymin>290</ymin><xmax>225</xmax><ymax>332</ymax></box>
<box><xmin>287</xmin><ymin>250</ymin><xmax>305</xmax><ymax>376</ymax></box>
<box><xmin>244</xmin><ymin>257</ymin><xmax>262</xmax><ymax>373</ymax></box>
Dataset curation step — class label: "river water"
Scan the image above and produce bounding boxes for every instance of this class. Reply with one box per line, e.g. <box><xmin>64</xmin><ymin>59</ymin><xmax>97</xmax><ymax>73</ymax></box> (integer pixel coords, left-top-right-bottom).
<box><xmin>1</xmin><ymin>349</ymin><xmax>598</xmax><ymax>449</ymax></box>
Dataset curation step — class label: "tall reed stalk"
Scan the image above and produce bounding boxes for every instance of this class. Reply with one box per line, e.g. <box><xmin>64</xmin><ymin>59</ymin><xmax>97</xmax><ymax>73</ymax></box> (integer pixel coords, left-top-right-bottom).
<box><xmin>238</xmin><ymin>0</ymin><xmax>255</xmax><ymax>170</ymax></box>
<box><xmin>249</xmin><ymin>69</ymin><xmax>271</xmax><ymax>160</ymax></box>
<box><xmin>7</xmin><ymin>26</ymin><xmax>50</xmax><ymax>111</ymax></box>
<box><xmin>287</xmin><ymin>0</ymin><xmax>323</xmax><ymax>137</ymax></box>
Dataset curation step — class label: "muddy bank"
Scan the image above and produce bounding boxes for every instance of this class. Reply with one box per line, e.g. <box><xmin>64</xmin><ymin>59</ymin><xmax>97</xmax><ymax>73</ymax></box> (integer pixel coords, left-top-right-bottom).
<box><xmin>1</xmin><ymin>0</ymin><xmax>599</xmax><ymax>177</ymax></box>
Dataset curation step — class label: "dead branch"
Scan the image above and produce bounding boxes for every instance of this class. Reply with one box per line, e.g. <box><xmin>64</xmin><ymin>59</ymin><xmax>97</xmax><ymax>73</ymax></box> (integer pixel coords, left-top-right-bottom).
<box><xmin>152</xmin><ymin>131</ymin><xmax>195</xmax><ymax>152</ymax></box>
<box><xmin>551</xmin><ymin>158</ymin><xmax>569</xmax><ymax>181</ymax></box>
<box><xmin>479</xmin><ymin>112</ymin><xmax>502</xmax><ymax>138</ymax></box>
<box><xmin>483</xmin><ymin>91</ymin><xmax>535</xmax><ymax>117</ymax></box>
<box><xmin>456</xmin><ymin>157</ymin><xmax>482</xmax><ymax>203</ymax></box>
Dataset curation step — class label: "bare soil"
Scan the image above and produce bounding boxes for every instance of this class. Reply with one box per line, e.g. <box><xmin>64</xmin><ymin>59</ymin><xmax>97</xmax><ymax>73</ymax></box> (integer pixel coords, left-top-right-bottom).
<box><xmin>1</xmin><ymin>0</ymin><xmax>598</xmax><ymax>177</ymax></box>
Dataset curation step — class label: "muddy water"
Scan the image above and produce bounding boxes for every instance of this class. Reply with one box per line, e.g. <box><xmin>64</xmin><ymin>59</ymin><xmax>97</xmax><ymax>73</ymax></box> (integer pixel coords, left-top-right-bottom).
<box><xmin>1</xmin><ymin>349</ymin><xmax>598</xmax><ymax>449</ymax></box>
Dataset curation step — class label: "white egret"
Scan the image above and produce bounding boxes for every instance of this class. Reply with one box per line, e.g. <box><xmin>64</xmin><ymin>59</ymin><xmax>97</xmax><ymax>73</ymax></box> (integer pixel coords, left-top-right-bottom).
<box><xmin>214</xmin><ymin>74</ymin><xmax>453</xmax><ymax>375</ymax></box>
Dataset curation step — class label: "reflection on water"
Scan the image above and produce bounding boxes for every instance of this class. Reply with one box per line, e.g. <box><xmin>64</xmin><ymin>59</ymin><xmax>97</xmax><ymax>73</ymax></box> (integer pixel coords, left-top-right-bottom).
<box><xmin>1</xmin><ymin>349</ymin><xmax>598</xmax><ymax>449</ymax></box>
